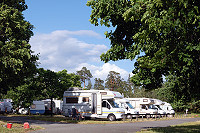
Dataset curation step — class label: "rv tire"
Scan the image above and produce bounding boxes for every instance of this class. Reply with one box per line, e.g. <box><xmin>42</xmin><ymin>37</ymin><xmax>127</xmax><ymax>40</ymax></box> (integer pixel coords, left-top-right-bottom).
<box><xmin>108</xmin><ymin>114</ymin><xmax>116</xmax><ymax>121</ymax></box>
<box><xmin>126</xmin><ymin>114</ymin><xmax>132</xmax><ymax>119</ymax></box>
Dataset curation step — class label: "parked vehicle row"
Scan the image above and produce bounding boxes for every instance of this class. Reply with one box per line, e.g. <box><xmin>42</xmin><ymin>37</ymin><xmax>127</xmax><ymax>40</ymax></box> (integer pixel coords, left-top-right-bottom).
<box><xmin>62</xmin><ymin>88</ymin><xmax>175</xmax><ymax>121</ymax></box>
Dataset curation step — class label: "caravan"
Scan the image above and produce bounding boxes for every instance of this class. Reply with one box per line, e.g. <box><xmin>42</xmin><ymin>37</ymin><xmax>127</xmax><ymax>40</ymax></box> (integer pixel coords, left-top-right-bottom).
<box><xmin>30</xmin><ymin>101</ymin><xmax>45</xmax><ymax>115</ymax></box>
<box><xmin>127</xmin><ymin>98</ymin><xmax>158</xmax><ymax>115</ymax></box>
<box><xmin>63</xmin><ymin>89</ymin><xmax>125</xmax><ymax>121</ymax></box>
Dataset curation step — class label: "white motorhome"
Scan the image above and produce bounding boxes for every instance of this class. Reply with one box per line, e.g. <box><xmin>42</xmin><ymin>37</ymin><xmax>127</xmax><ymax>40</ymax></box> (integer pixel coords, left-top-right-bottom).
<box><xmin>30</xmin><ymin>101</ymin><xmax>45</xmax><ymax>115</ymax></box>
<box><xmin>160</xmin><ymin>102</ymin><xmax>175</xmax><ymax>115</ymax></box>
<box><xmin>152</xmin><ymin>99</ymin><xmax>166</xmax><ymax>115</ymax></box>
<box><xmin>115</xmin><ymin>98</ymin><xmax>139</xmax><ymax>118</ymax></box>
<box><xmin>63</xmin><ymin>89</ymin><xmax>125</xmax><ymax>121</ymax></box>
<box><xmin>127</xmin><ymin>98</ymin><xmax>158</xmax><ymax>115</ymax></box>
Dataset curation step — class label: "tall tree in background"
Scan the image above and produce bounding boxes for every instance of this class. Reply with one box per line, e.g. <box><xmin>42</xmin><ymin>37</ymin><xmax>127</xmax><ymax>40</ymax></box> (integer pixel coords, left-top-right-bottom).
<box><xmin>0</xmin><ymin>0</ymin><xmax>38</xmax><ymax>95</ymax></box>
<box><xmin>94</xmin><ymin>78</ymin><xmax>104</xmax><ymax>90</ymax></box>
<box><xmin>105</xmin><ymin>71</ymin><xmax>121</xmax><ymax>91</ymax></box>
<box><xmin>76</xmin><ymin>67</ymin><xmax>93</xmax><ymax>88</ymax></box>
<box><xmin>87</xmin><ymin>0</ymin><xmax>200</xmax><ymax>104</ymax></box>
<box><xmin>86</xmin><ymin>80</ymin><xmax>92</xmax><ymax>90</ymax></box>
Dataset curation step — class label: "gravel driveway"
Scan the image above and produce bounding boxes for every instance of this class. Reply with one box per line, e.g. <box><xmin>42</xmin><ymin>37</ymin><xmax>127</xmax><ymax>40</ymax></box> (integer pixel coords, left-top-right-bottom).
<box><xmin>1</xmin><ymin>116</ymin><xmax>200</xmax><ymax>133</ymax></box>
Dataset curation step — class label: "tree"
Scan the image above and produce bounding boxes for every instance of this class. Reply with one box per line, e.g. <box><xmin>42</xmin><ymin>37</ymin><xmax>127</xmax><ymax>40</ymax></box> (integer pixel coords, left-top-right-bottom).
<box><xmin>76</xmin><ymin>67</ymin><xmax>93</xmax><ymax>88</ymax></box>
<box><xmin>94</xmin><ymin>78</ymin><xmax>104</xmax><ymax>90</ymax></box>
<box><xmin>57</xmin><ymin>69</ymin><xmax>81</xmax><ymax>97</ymax></box>
<box><xmin>87</xmin><ymin>0</ymin><xmax>200</xmax><ymax>102</ymax></box>
<box><xmin>86</xmin><ymin>80</ymin><xmax>92</xmax><ymax>90</ymax></box>
<box><xmin>105</xmin><ymin>71</ymin><xmax>122</xmax><ymax>91</ymax></box>
<box><xmin>0</xmin><ymin>0</ymin><xmax>38</xmax><ymax>95</ymax></box>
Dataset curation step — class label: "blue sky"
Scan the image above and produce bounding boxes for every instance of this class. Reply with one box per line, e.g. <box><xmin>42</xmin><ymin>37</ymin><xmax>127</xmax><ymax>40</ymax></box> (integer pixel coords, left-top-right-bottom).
<box><xmin>23</xmin><ymin>0</ymin><xmax>135</xmax><ymax>84</ymax></box>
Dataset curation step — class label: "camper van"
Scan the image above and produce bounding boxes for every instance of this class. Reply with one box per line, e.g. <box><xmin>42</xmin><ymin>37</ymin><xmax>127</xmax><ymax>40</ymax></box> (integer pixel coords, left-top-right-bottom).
<box><xmin>152</xmin><ymin>99</ymin><xmax>166</xmax><ymax>115</ymax></box>
<box><xmin>160</xmin><ymin>102</ymin><xmax>175</xmax><ymax>115</ymax></box>
<box><xmin>63</xmin><ymin>89</ymin><xmax>125</xmax><ymax>121</ymax></box>
<box><xmin>115</xmin><ymin>98</ymin><xmax>139</xmax><ymax>118</ymax></box>
<box><xmin>30</xmin><ymin>101</ymin><xmax>45</xmax><ymax>115</ymax></box>
<box><xmin>127</xmin><ymin>98</ymin><xmax>158</xmax><ymax>115</ymax></box>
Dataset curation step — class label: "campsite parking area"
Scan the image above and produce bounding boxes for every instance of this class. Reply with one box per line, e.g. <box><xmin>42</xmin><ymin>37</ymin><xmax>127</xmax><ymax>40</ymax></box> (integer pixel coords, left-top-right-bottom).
<box><xmin>0</xmin><ymin>115</ymin><xmax>200</xmax><ymax>133</ymax></box>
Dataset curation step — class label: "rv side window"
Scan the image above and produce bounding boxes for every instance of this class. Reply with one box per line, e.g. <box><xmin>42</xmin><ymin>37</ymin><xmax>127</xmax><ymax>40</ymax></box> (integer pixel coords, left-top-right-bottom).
<box><xmin>82</xmin><ymin>97</ymin><xmax>89</xmax><ymax>103</ymax></box>
<box><xmin>102</xmin><ymin>101</ymin><xmax>111</xmax><ymax>109</ymax></box>
<box><xmin>66</xmin><ymin>97</ymin><xmax>78</xmax><ymax>103</ymax></box>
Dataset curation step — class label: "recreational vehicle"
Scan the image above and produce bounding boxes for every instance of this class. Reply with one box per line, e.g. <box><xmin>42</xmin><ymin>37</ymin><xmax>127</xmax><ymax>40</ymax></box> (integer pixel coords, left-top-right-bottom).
<box><xmin>115</xmin><ymin>98</ymin><xmax>139</xmax><ymax>118</ymax></box>
<box><xmin>152</xmin><ymin>99</ymin><xmax>166</xmax><ymax>115</ymax></box>
<box><xmin>63</xmin><ymin>90</ymin><xmax>125</xmax><ymax>121</ymax></box>
<box><xmin>30</xmin><ymin>101</ymin><xmax>45</xmax><ymax>115</ymax></box>
<box><xmin>160</xmin><ymin>102</ymin><xmax>175</xmax><ymax>115</ymax></box>
<box><xmin>127</xmin><ymin>98</ymin><xmax>158</xmax><ymax>115</ymax></box>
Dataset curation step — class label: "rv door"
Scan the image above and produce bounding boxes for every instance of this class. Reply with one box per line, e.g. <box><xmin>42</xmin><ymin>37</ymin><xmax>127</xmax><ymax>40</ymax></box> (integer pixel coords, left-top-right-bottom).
<box><xmin>97</xmin><ymin>93</ymin><xmax>102</xmax><ymax>114</ymax></box>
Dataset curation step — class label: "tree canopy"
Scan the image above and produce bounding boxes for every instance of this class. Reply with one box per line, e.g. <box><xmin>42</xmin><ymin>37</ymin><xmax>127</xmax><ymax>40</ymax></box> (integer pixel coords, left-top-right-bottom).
<box><xmin>0</xmin><ymin>0</ymin><xmax>38</xmax><ymax>94</ymax></box>
<box><xmin>76</xmin><ymin>67</ymin><xmax>93</xmax><ymax>88</ymax></box>
<box><xmin>87</xmin><ymin>0</ymin><xmax>200</xmax><ymax>101</ymax></box>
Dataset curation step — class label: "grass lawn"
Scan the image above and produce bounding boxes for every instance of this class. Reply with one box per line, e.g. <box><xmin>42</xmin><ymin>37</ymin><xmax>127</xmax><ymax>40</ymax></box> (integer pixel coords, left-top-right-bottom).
<box><xmin>0</xmin><ymin>121</ymin><xmax>42</xmax><ymax>133</ymax></box>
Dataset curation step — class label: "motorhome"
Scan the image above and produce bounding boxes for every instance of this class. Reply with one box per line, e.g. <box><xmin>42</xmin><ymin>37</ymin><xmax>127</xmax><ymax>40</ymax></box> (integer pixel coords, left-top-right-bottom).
<box><xmin>127</xmin><ymin>98</ymin><xmax>158</xmax><ymax>115</ymax></box>
<box><xmin>115</xmin><ymin>98</ymin><xmax>139</xmax><ymax>118</ymax></box>
<box><xmin>160</xmin><ymin>102</ymin><xmax>175</xmax><ymax>115</ymax></box>
<box><xmin>30</xmin><ymin>101</ymin><xmax>45</xmax><ymax>115</ymax></box>
<box><xmin>63</xmin><ymin>89</ymin><xmax>125</xmax><ymax>121</ymax></box>
<box><xmin>152</xmin><ymin>99</ymin><xmax>166</xmax><ymax>115</ymax></box>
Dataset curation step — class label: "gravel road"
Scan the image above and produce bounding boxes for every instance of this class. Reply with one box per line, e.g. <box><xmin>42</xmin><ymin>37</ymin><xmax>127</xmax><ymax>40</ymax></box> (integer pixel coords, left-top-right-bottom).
<box><xmin>1</xmin><ymin>116</ymin><xmax>200</xmax><ymax>133</ymax></box>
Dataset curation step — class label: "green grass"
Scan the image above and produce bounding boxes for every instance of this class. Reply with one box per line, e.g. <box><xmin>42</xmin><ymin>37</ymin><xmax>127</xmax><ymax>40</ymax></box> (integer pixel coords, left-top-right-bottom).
<box><xmin>0</xmin><ymin>121</ymin><xmax>42</xmax><ymax>133</ymax></box>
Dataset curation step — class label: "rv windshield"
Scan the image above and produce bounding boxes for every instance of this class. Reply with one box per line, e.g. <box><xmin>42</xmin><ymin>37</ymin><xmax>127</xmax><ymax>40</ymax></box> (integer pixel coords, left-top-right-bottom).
<box><xmin>155</xmin><ymin>105</ymin><xmax>162</xmax><ymax>110</ymax></box>
<box><xmin>148</xmin><ymin>104</ymin><xmax>157</xmax><ymax>109</ymax></box>
<box><xmin>108</xmin><ymin>99</ymin><xmax>119</xmax><ymax>108</ymax></box>
<box><xmin>126</xmin><ymin>102</ymin><xmax>134</xmax><ymax>109</ymax></box>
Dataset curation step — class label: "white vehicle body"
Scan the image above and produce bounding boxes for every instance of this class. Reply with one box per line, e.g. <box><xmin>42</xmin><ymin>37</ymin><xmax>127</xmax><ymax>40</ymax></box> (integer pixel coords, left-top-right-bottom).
<box><xmin>53</xmin><ymin>99</ymin><xmax>63</xmax><ymax>114</ymax></box>
<box><xmin>115</xmin><ymin>98</ymin><xmax>139</xmax><ymax>118</ymax></box>
<box><xmin>18</xmin><ymin>108</ymin><xmax>29</xmax><ymax>114</ymax></box>
<box><xmin>0</xmin><ymin>102</ymin><xmax>5</xmax><ymax>113</ymax></box>
<box><xmin>42</xmin><ymin>99</ymin><xmax>56</xmax><ymax>114</ymax></box>
<box><xmin>63</xmin><ymin>90</ymin><xmax>125</xmax><ymax>121</ymax></box>
<box><xmin>127</xmin><ymin>98</ymin><xmax>158</xmax><ymax>115</ymax></box>
<box><xmin>160</xmin><ymin>102</ymin><xmax>175</xmax><ymax>115</ymax></box>
<box><xmin>0</xmin><ymin>100</ymin><xmax>13</xmax><ymax>113</ymax></box>
<box><xmin>152</xmin><ymin>99</ymin><xmax>166</xmax><ymax>115</ymax></box>
<box><xmin>30</xmin><ymin>101</ymin><xmax>45</xmax><ymax>115</ymax></box>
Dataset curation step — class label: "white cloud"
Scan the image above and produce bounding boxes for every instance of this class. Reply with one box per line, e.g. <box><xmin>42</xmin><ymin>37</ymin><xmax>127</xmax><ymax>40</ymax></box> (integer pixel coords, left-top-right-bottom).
<box><xmin>30</xmin><ymin>30</ymin><xmax>131</xmax><ymax>83</ymax></box>
<box><xmin>30</xmin><ymin>30</ymin><xmax>108</xmax><ymax>72</ymax></box>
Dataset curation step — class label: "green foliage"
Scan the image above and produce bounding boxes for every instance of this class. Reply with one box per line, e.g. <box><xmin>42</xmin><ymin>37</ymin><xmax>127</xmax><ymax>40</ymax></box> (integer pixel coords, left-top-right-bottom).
<box><xmin>94</xmin><ymin>78</ymin><xmax>104</xmax><ymax>90</ymax></box>
<box><xmin>76</xmin><ymin>67</ymin><xmax>93</xmax><ymax>88</ymax></box>
<box><xmin>0</xmin><ymin>0</ymin><xmax>38</xmax><ymax>94</ymax></box>
<box><xmin>87</xmin><ymin>0</ymin><xmax>200</xmax><ymax>105</ymax></box>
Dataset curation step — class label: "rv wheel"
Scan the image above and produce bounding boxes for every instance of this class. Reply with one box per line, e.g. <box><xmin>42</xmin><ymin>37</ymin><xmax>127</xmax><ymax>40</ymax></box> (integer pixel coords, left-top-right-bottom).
<box><xmin>126</xmin><ymin>114</ymin><xmax>132</xmax><ymax>119</ymax></box>
<box><xmin>108</xmin><ymin>114</ymin><xmax>116</xmax><ymax>121</ymax></box>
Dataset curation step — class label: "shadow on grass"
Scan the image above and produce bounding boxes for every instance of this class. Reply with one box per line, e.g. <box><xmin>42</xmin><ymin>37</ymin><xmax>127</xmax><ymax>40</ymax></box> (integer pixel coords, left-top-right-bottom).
<box><xmin>147</xmin><ymin>124</ymin><xmax>200</xmax><ymax>133</ymax></box>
